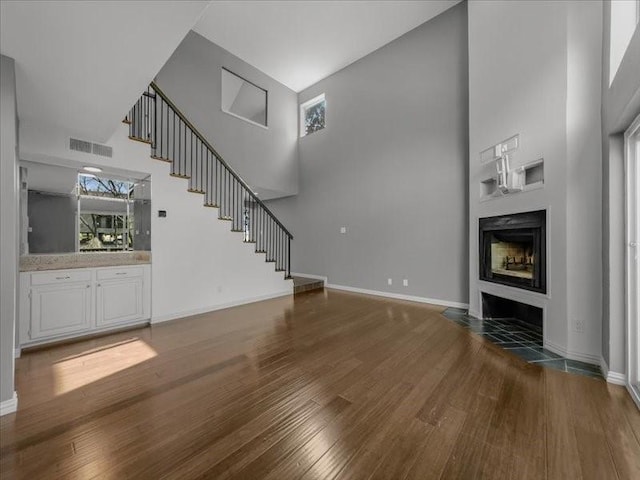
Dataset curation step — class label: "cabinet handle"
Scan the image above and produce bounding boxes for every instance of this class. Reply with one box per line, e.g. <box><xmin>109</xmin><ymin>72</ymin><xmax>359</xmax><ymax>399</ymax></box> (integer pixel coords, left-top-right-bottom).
<box><xmin>115</xmin><ymin>272</ymin><xmax>127</xmax><ymax>276</ymax></box>
<box><xmin>56</xmin><ymin>276</ymin><xmax>71</xmax><ymax>280</ymax></box>
<box><xmin>87</xmin><ymin>284</ymin><xmax>92</xmax><ymax>288</ymax></box>
<box><xmin>96</xmin><ymin>284</ymin><xmax>101</xmax><ymax>287</ymax></box>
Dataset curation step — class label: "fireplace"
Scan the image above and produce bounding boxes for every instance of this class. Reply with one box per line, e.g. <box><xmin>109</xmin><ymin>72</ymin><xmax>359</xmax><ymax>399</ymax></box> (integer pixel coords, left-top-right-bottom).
<box><xmin>479</xmin><ymin>210</ymin><xmax>546</xmax><ymax>293</ymax></box>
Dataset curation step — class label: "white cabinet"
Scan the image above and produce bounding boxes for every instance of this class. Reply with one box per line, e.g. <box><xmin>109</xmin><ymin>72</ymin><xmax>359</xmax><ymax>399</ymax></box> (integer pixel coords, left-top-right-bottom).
<box><xmin>20</xmin><ymin>264</ymin><xmax>151</xmax><ymax>347</ymax></box>
<box><xmin>96</xmin><ymin>267</ymin><xmax>144</xmax><ymax>327</ymax></box>
<box><xmin>30</xmin><ymin>282</ymin><xmax>92</xmax><ymax>339</ymax></box>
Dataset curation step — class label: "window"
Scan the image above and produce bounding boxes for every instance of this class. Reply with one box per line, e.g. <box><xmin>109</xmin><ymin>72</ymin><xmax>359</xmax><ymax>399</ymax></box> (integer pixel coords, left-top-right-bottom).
<box><xmin>300</xmin><ymin>94</ymin><xmax>326</xmax><ymax>137</ymax></box>
<box><xmin>221</xmin><ymin>68</ymin><xmax>268</xmax><ymax>128</ymax></box>
<box><xmin>77</xmin><ymin>174</ymin><xmax>135</xmax><ymax>252</ymax></box>
<box><xmin>610</xmin><ymin>0</ymin><xmax>640</xmax><ymax>85</ymax></box>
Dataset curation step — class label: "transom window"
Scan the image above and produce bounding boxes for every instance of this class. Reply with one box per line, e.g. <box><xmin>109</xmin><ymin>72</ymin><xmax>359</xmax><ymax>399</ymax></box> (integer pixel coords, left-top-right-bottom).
<box><xmin>300</xmin><ymin>94</ymin><xmax>326</xmax><ymax>137</ymax></box>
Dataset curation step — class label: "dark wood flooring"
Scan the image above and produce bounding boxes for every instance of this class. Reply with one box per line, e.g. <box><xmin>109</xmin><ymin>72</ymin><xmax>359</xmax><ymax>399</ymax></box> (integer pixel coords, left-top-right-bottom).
<box><xmin>1</xmin><ymin>289</ymin><xmax>639</xmax><ymax>479</ymax></box>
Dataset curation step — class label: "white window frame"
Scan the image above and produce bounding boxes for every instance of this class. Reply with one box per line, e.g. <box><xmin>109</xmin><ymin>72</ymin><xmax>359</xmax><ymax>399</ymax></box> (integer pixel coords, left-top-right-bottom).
<box><xmin>299</xmin><ymin>93</ymin><xmax>326</xmax><ymax>138</ymax></box>
<box><xmin>625</xmin><ymin>113</ymin><xmax>640</xmax><ymax>409</ymax></box>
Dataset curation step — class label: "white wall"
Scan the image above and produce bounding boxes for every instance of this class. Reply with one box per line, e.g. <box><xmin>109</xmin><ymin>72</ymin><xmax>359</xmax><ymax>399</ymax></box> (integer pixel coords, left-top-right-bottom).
<box><xmin>601</xmin><ymin>0</ymin><xmax>640</xmax><ymax>374</ymax></box>
<box><xmin>0</xmin><ymin>55</ymin><xmax>18</xmax><ymax>407</ymax></box>
<box><xmin>19</xmin><ymin>120</ymin><xmax>292</xmax><ymax>324</ymax></box>
<box><xmin>468</xmin><ymin>1</ymin><xmax>603</xmax><ymax>363</ymax></box>
<box><xmin>566</xmin><ymin>0</ymin><xmax>604</xmax><ymax>361</ymax></box>
<box><xmin>154</xmin><ymin>31</ymin><xmax>299</xmax><ymax>200</ymax></box>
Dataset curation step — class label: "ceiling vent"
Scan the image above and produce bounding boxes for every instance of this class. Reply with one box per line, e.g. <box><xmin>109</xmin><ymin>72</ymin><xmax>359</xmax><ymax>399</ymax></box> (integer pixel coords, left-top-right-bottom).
<box><xmin>92</xmin><ymin>143</ymin><xmax>113</xmax><ymax>158</ymax></box>
<box><xmin>69</xmin><ymin>138</ymin><xmax>92</xmax><ymax>154</ymax></box>
<box><xmin>69</xmin><ymin>138</ymin><xmax>113</xmax><ymax>158</ymax></box>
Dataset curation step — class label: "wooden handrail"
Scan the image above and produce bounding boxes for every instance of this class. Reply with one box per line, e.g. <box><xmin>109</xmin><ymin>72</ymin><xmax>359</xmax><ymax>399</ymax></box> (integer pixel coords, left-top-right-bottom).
<box><xmin>149</xmin><ymin>81</ymin><xmax>293</xmax><ymax>239</ymax></box>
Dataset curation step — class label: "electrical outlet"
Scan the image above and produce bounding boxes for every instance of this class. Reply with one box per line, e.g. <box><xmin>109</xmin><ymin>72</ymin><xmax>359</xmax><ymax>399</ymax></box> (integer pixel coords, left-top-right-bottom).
<box><xmin>387</xmin><ymin>278</ymin><xmax>393</xmax><ymax>285</ymax></box>
<box><xmin>403</xmin><ymin>279</ymin><xmax>408</xmax><ymax>287</ymax></box>
<box><xmin>575</xmin><ymin>318</ymin><xmax>585</xmax><ymax>333</ymax></box>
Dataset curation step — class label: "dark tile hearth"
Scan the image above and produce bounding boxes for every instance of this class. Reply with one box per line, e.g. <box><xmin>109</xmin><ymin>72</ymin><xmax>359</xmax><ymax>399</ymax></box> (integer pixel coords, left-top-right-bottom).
<box><xmin>442</xmin><ymin>307</ymin><xmax>602</xmax><ymax>379</ymax></box>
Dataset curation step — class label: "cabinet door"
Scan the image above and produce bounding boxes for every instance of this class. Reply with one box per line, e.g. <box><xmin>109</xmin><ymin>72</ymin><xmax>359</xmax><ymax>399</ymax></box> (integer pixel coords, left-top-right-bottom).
<box><xmin>96</xmin><ymin>278</ymin><xmax>144</xmax><ymax>327</ymax></box>
<box><xmin>30</xmin><ymin>283</ymin><xmax>92</xmax><ymax>340</ymax></box>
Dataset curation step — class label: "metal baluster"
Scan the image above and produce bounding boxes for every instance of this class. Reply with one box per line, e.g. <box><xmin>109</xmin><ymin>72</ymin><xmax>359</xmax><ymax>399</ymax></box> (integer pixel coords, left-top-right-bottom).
<box><xmin>288</xmin><ymin>237</ymin><xmax>291</xmax><ymax>277</ymax></box>
<box><xmin>184</xmin><ymin>119</ymin><xmax>187</xmax><ymax>179</ymax></box>
<box><xmin>159</xmin><ymin>96</ymin><xmax>163</xmax><ymax>158</ymax></box>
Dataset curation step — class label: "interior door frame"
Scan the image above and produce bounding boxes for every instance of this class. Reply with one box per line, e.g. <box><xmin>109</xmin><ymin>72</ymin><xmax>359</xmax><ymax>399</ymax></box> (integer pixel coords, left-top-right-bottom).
<box><xmin>625</xmin><ymin>113</ymin><xmax>640</xmax><ymax>409</ymax></box>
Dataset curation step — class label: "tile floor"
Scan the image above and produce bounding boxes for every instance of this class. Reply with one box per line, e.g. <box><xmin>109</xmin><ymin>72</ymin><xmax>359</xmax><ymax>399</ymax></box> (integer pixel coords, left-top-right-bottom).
<box><xmin>442</xmin><ymin>307</ymin><xmax>602</xmax><ymax>379</ymax></box>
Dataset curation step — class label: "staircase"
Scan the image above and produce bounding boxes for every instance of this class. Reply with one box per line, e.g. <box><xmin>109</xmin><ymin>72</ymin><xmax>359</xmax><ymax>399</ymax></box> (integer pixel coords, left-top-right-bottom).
<box><xmin>124</xmin><ymin>83</ymin><xmax>292</xmax><ymax>279</ymax></box>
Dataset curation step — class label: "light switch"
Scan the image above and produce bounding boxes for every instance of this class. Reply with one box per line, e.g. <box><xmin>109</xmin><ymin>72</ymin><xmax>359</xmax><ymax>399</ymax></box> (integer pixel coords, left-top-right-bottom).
<box><xmin>387</xmin><ymin>278</ymin><xmax>393</xmax><ymax>285</ymax></box>
<box><xmin>403</xmin><ymin>279</ymin><xmax>409</xmax><ymax>287</ymax></box>
<box><xmin>340</xmin><ymin>227</ymin><xmax>346</xmax><ymax>234</ymax></box>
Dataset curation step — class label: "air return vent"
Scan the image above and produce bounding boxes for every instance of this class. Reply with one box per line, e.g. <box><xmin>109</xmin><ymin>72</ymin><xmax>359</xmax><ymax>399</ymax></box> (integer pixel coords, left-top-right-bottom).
<box><xmin>92</xmin><ymin>143</ymin><xmax>113</xmax><ymax>158</ymax></box>
<box><xmin>69</xmin><ymin>138</ymin><xmax>113</xmax><ymax>158</ymax></box>
<box><xmin>69</xmin><ymin>138</ymin><xmax>92</xmax><ymax>153</ymax></box>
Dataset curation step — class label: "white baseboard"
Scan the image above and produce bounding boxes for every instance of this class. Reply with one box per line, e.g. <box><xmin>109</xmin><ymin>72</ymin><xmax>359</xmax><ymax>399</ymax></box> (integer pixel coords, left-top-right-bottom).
<box><xmin>468</xmin><ymin>309</ymin><xmax>481</xmax><ymax>319</ymax></box>
<box><xmin>151</xmin><ymin>289</ymin><xmax>293</xmax><ymax>324</ymax></box>
<box><xmin>544</xmin><ymin>340</ymin><xmax>600</xmax><ymax>366</ymax></box>
<box><xmin>325</xmin><ymin>283</ymin><xmax>469</xmax><ymax>310</ymax></box>
<box><xmin>0</xmin><ymin>392</ymin><xmax>18</xmax><ymax>416</ymax></box>
<box><xmin>14</xmin><ymin>347</ymin><xmax>21</xmax><ymax>359</ymax></box>
<box><xmin>600</xmin><ymin>356</ymin><xmax>627</xmax><ymax>385</ymax></box>
<box><xmin>290</xmin><ymin>272</ymin><xmax>328</xmax><ymax>283</ymax></box>
<box><xmin>20</xmin><ymin>320</ymin><xmax>149</xmax><ymax>350</ymax></box>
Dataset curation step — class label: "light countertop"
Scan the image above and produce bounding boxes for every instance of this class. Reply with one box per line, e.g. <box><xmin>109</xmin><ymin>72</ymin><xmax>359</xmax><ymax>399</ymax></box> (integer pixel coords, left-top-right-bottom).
<box><xmin>20</xmin><ymin>251</ymin><xmax>151</xmax><ymax>272</ymax></box>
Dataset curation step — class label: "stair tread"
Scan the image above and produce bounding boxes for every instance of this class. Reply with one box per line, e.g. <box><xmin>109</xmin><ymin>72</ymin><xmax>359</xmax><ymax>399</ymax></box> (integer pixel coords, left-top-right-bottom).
<box><xmin>125</xmin><ymin>85</ymin><xmax>291</xmax><ymax>279</ymax></box>
<box><xmin>292</xmin><ymin>276</ymin><xmax>325</xmax><ymax>294</ymax></box>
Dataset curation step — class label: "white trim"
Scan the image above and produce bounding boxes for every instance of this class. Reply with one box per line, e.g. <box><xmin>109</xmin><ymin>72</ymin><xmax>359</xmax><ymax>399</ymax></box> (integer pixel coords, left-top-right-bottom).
<box><xmin>624</xmin><ymin>113</ymin><xmax>640</xmax><ymax>400</ymax></box>
<box><xmin>290</xmin><ymin>272</ymin><xmax>328</xmax><ymax>283</ymax></box>
<box><xmin>221</xmin><ymin>108</ymin><xmax>269</xmax><ymax>130</ymax></box>
<box><xmin>20</xmin><ymin>319</ymin><xmax>150</xmax><ymax>350</ymax></box>
<box><xmin>151</xmin><ymin>289</ymin><xmax>293</xmax><ymax>325</ymax></box>
<box><xmin>0</xmin><ymin>392</ymin><xmax>18</xmax><ymax>416</ymax></box>
<box><xmin>14</xmin><ymin>347</ymin><xmax>21</xmax><ymax>359</ymax></box>
<box><xmin>600</xmin><ymin>356</ymin><xmax>628</xmax><ymax>385</ymax></box>
<box><xmin>325</xmin><ymin>283</ymin><xmax>469</xmax><ymax>309</ymax></box>
<box><xmin>544</xmin><ymin>340</ymin><xmax>600</xmax><ymax>366</ymax></box>
<box><xmin>468</xmin><ymin>309</ymin><xmax>481</xmax><ymax>319</ymax></box>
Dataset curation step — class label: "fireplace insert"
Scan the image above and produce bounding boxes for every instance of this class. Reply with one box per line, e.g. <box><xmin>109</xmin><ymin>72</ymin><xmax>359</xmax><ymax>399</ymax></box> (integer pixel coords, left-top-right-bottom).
<box><xmin>479</xmin><ymin>210</ymin><xmax>546</xmax><ymax>293</ymax></box>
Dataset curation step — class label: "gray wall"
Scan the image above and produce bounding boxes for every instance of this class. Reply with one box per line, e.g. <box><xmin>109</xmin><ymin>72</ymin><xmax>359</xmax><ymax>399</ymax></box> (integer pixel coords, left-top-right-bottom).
<box><xmin>601</xmin><ymin>1</ymin><xmax>640</xmax><ymax>373</ymax></box>
<box><xmin>27</xmin><ymin>191</ymin><xmax>77</xmax><ymax>254</ymax></box>
<box><xmin>154</xmin><ymin>30</ymin><xmax>299</xmax><ymax>200</ymax></box>
<box><xmin>0</xmin><ymin>54</ymin><xmax>18</xmax><ymax>405</ymax></box>
<box><xmin>269</xmin><ymin>2</ymin><xmax>469</xmax><ymax>304</ymax></box>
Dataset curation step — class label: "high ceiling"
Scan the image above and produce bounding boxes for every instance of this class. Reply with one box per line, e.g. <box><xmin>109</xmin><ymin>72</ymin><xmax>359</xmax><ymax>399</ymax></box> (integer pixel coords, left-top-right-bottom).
<box><xmin>0</xmin><ymin>1</ymin><xmax>462</xmax><ymax>144</ymax></box>
<box><xmin>0</xmin><ymin>1</ymin><xmax>210</xmax><ymax>143</ymax></box>
<box><xmin>193</xmin><ymin>0</ymin><xmax>462</xmax><ymax>92</ymax></box>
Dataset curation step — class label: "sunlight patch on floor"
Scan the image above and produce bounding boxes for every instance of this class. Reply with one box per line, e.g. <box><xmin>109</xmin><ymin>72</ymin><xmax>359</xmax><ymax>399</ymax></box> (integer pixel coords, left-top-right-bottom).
<box><xmin>53</xmin><ymin>338</ymin><xmax>157</xmax><ymax>395</ymax></box>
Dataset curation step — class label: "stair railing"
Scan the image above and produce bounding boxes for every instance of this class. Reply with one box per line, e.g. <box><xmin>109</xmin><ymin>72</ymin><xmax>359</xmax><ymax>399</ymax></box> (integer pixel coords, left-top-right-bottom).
<box><xmin>124</xmin><ymin>82</ymin><xmax>292</xmax><ymax>278</ymax></box>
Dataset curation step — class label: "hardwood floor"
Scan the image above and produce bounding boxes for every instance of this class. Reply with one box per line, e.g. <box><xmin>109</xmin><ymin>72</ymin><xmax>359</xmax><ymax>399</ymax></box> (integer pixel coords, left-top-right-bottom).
<box><xmin>1</xmin><ymin>289</ymin><xmax>639</xmax><ymax>479</ymax></box>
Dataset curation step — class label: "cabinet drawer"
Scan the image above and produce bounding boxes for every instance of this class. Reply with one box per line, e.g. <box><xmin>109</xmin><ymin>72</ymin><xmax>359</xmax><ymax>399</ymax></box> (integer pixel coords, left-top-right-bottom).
<box><xmin>31</xmin><ymin>269</ymin><xmax>91</xmax><ymax>286</ymax></box>
<box><xmin>97</xmin><ymin>266</ymin><xmax>144</xmax><ymax>281</ymax></box>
